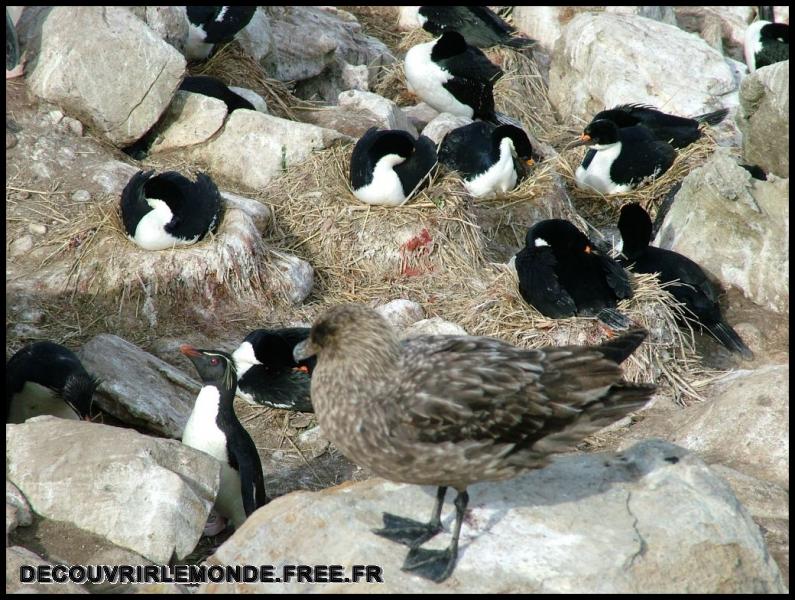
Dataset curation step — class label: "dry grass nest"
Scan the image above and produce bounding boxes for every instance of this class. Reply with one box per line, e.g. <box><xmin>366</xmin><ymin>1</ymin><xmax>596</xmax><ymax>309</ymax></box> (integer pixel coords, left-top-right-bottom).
<box><xmin>557</xmin><ymin>130</ymin><xmax>724</xmax><ymax>229</ymax></box>
<box><xmin>189</xmin><ymin>40</ymin><xmax>321</xmax><ymax>121</ymax></box>
<box><xmin>261</xmin><ymin>139</ymin><xmax>715</xmax><ymax>404</ymax></box>
<box><xmin>10</xmin><ymin>178</ymin><xmax>291</xmax><ymax>311</ymax></box>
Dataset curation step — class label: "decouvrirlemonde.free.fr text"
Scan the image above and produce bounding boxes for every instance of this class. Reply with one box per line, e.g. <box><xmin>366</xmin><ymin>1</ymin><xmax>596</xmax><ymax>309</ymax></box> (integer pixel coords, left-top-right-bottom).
<box><xmin>20</xmin><ymin>564</ymin><xmax>384</xmax><ymax>585</ymax></box>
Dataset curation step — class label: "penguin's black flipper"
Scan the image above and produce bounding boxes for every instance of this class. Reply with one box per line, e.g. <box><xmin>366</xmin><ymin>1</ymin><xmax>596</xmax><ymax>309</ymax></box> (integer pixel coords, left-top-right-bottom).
<box><xmin>231</xmin><ymin>431</ymin><xmax>269</xmax><ymax>517</ymax></box>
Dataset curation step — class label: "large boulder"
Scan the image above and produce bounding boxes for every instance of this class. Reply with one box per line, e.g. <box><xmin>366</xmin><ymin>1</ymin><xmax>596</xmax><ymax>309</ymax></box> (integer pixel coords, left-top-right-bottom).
<box><xmin>18</xmin><ymin>6</ymin><xmax>185</xmax><ymax>146</ymax></box>
<box><xmin>548</xmin><ymin>13</ymin><xmax>736</xmax><ymax>121</ymax></box>
<box><xmin>187</xmin><ymin>110</ymin><xmax>348</xmax><ymax>190</ymax></box>
<box><xmin>7</xmin><ymin>546</ymin><xmax>89</xmax><ymax>594</ymax></box>
<box><xmin>513</xmin><ymin>6</ymin><xmax>677</xmax><ymax>52</ymax></box>
<box><xmin>673</xmin><ymin>6</ymin><xmax>754</xmax><ymax>59</ymax></box>
<box><xmin>6</xmin><ymin>418</ymin><xmax>219</xmax><ymax>565</ymax></box>
<box><xmin>301</xmin><ymin>90</ymin><xmax>418</xmax><ymax>138</ymax></box>
<box><xmin>264</xmin><ymin>6</ymin><xmax>395</xmax><ymax>102</ymax></box>
<box><xmin>201</xmin><ymin>439</ymin><xmax>785</xmax><ymax>593</ymax></box>
<box><xmin>77</xmin><ymin>334</ymin><xmax>199</xmax><ymax>438</ymax></box>
<box><xmin>737</xmin><ymin>61</ymin><xmax>789</xmax><ymax>178</ymax></box>
<box><xmin>619</xmin><ymin>364</ymin><xmax>789</xmax><ymax>490</ymax></box>
<box><xmin>655</xmin><ymin>150</ymin><xmax>788</xmax><ymax>314</ymax></box>
<box><xmin>149</xmin><ymin>91</ymin><xmax>228</xmax><ymax>154</ymax></box>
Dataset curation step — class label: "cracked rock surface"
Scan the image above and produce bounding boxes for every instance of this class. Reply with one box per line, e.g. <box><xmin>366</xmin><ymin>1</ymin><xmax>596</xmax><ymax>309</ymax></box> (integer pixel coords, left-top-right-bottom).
<box><xmin>201</xmin><ymin>439</ymin><xmax>785</xmax><ymax>593</ymax></box>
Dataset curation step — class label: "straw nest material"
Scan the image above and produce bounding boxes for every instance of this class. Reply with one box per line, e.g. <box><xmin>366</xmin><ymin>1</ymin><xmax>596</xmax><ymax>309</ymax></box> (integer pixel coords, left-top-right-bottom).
<box><xmin>11</xmin><ymin>182</ymin><xmax>292</xmax><ymax>310</ymax></box>
<box><xmin>262</xmin><ymin>139</ymin><xmax>713</xmax><ymax>404</ymax></box>
<box><xmin>190</xmin><ymin>41</ymin><xmax>320</xmax><ymax>121</ymax></box>
<box><xmin>445</xmin><ymin>264</ymin><xmax>719</xmax><ymax>406</ymax></box>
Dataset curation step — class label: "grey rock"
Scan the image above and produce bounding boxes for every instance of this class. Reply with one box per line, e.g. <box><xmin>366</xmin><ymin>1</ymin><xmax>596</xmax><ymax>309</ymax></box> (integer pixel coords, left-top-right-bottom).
<box><xmin>201</xmin><ymin>440</ymin><xmax>785</xmax><ymax>593</ymax></box>
<box><xmin>674</xmin><ymin>7</ymin><xmax>754</xmax><ymax>61</ymax></box>
<box><xmin>269</xmin><ymin>251</ymin><xmax>314</xmax><ymax>306</ymax></box>
<box><xmin>6</xmin><ymin>480</ymin><xmax>32</xmax><ymax>542</ymax></box>
<box><xmin>403</xmin><ymin>317</ymin><xmax>469</xmax><ymax>337</ymax></box>
<box><xmin>70</xmin><ymin>189</ymin><xmax>91</xmax><ymax>202</ymax></box>
<box><xmin>548</xmin><ymin>13</ymin><xmax>736</xmax><ymax>121</ymax></box>
<box><xmin>619</xmin><ymin>364</ymin><xmax>789</xmax><ymax>489</ymax></box>
<box><xmin>421</xmin><ymin>113</ymin><xmax>473</xmax><ymax>145</ymax></box>
<box><xmin>655</xmin><ymin>151</ymin><xmax>788</xmax><ymax>313</ymax></box>
<box><xmin>338</xmin><ymin>90</ymin><xmax>415</xmax><ymax>134</ymax></box>
<box><xmin>514</xmin><ymin>6</ymin><xmax>677</xmax><ymax>52</ymax></box>
<box><xmin>61</xmin><ymin>116</ymin><xmax>83</xmax><ymax>137</ymax></box>
<box><xmin>91</xmin><ymin>162</ymin><xmax>140</xmax><ymax>195</ymax></box>
<box><xmin>402</xmin><ymin>102</ymin><xmax>440</xmax><ymax>132</ymax></box>
<box><xmin>303</xmin><ymin>90</ymin><xmax>418</xmax><ymax>138</ymax></box>
<box><xmin>150</xmin><ymin>91</ymin><xmax>228</xmax><ymax>154</ymax></box>
<box><xmin>237</xmin><ymin>8</ymin><xmax>275</xmax><ymax>70</ymax></box>
<box><xmin>142</xmin><ymin>6</ymin><xmax>189</xmax><ymax>54</ymax></box>
<box><xmin>188</xmin><ymin>110</ymin><xmax>348</xmax><ymax>190</ymax></box>
<box><xmin>227</xmin><ymin>86</ymin><xmax>268</xmax><ymax>114</ymax></box>
<box><xmin>265</xmin><ymin>6</ymin><xmax>395</xmax><ymax>102</ymax></box>
<box><xmin>77</xmin><ymin>334</ymin><xmax>199</xmax><ymax>438</ymax></box>
<box><xmin>737</xmin><ymin>61</ymin><xmax>789</xmax><ymax>178</ymax></box>
<box><xmin>376</xmin><ymin>299</ymin><xmax>425</xmax><ymax>330</ymax></box>
<box><xmin>19</xmin><ymin>7</ymin><xmax>186</xmax><ymax>146</ymax></box>
<box><xmin>10</xmin><ymin>235</ymin><xmax>33</xmax><ymax>257</ymax></box>
<box><xmin>6</xmin><ymin>546</ymin><xmax>88</xmax><ymax>594</ymax></box>
<box><xmin>6</xmin><ymin>418</ymin><xmax>219</xmax><ymax>565</ymax></box>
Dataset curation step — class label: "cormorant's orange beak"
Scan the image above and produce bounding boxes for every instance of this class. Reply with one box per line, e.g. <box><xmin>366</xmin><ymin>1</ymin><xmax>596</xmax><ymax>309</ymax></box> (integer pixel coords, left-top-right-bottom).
<box><xmin>293</xmin><ymin>365</ymin><xmax>310</xmax><ymax>374</ymax></box>
<box><xmin>569</xmin><ymin>133</ymin><xmax>592</xmax><ymax>149</ymax></box>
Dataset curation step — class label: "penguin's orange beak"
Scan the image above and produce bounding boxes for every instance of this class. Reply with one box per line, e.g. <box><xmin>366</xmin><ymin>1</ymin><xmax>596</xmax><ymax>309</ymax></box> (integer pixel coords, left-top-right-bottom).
<box><xmin>180</xmin><ymin>344</ymin><xmax>201</xmax><ymax>358</ymax></box>
<box><xmin>525</xmin><ymin>158</ymin><xmax>535</xmax><ymax>166</ymax></box>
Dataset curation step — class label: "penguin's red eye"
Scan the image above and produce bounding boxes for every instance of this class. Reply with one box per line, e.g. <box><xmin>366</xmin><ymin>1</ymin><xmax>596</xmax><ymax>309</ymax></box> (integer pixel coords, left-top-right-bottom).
<box><xmin>211</xmin><ymin>358</ymin><xmax>219</xmax><ymax>365</ymax></box>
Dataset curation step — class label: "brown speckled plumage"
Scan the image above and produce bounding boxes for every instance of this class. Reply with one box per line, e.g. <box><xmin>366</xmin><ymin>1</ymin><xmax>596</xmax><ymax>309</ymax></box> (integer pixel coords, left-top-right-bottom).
<box><xmin>300</xmin><ymin>304</ymin><xmax>653</xmax><ymax>489</ymax></box>
<box><xmin>296</xmin><ymin>303</ymin><xmax>655</xmax><ymax>582</ymax></box>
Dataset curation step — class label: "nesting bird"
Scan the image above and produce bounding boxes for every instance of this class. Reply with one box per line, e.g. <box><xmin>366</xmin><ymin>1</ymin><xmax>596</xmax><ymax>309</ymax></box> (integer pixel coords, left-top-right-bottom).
<box><xmin>350</xmin><ymin>128</ymin><xmax>438</xmax><ymax>207</ymax></box>
<box><xmin>404</xmin><ymin>31</ymin><xmax>515</xmax><ymax>125</ymax></box>
<box><xmin>232</xmin><ymin>328</ymin><xmax>315</xmax><ymax>413</ymax></box>
<box><xmin>744</xmin><ymin>6</ymin><xmax>789</xmax><ymax>73</ymax></box>
<box><xmin>438</xmin><ymin>122</ymin><xmax>535</xmax><ymax>197</ymax></box>
<box><xmin>617</xmin><ymin>203</ymin><xmax>753</xmax><ymax>359</ymax></box>
<box><xmin>185</xmin><ymin>6</ymin><xmax>257</xmax><ymax>60</ymax></box>
<box><xmin>7</xmin><ymin>341</ymin><xmax>99</xmax><ymax>423</ymax></box>
<box><xmin>121</xmin><ymin>170</ymin><xmax>223</xmax><ymax>251</ymax></box>
<box><xmin>179</xmin><ymin>75</ymin><xmax>256</xmax><ymax>112</ymax></box>
<box><xmin>572</xmin><ymin>119</ymin><xmax>676</xmax><ymax>195</ymax></box>
<box><xmin>515</xmin><ymin>219</ymin><xmax>634</xmax><ymax>329</ymax></box>
<box><xmin>294</xmin><ymin>304</ymin><xmax>654</xmax><ymax>582</ymax></box>
<box><xmin>180</xmin><ymin>345</ymin><xmax>268</xmax><ymax>534</ymax></box>
<box><xmin>416</xmin><ymin>6</ymin><xmax>535</xmax><ymax>49</ymax></box>
<box><xmin>590</xmin><ymin>103</ymin><xmax>729</xmax><ymax>149</ymax></box>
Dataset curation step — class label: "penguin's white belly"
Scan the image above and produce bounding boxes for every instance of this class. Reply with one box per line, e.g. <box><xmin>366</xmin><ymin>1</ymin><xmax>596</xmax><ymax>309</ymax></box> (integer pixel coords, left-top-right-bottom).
<box><xmin>217</xmin><ymin>462</ymin><xmax>247</xmax><ymax>528</ymax></box>
<box><xmin>404</xmin><ymin>45</ymin><xmax>474</xmax><ymax>117</ymax></box>
<box><xmin>8</xmin><ymin>383</ymin><xmax>81</xmax><ymax>423</ymax></box>
<box><xmin>465</xmin><ymin>156</ymin><xmax>517</xmax><ymax>198</ymax></box>
<box><xmin>353</xmin><ymin>168</ymin><xmax>407</xmax><ymax>207</ymax></box>
<box><xmin>574</xmin><ymin>144</ymin><xmax>630</xmax><ymax>195</ymax></box>
<box><xmin>182</xmin><ymin>387</ymin><xmax>229</xmax><ymax>464</ymax></box>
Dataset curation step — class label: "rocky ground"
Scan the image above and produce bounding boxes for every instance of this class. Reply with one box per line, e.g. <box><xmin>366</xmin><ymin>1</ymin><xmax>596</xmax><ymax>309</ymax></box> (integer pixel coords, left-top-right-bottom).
<box><xmin>6</xmin><ymin>5</ymin><xmax>789</xmax><ymax>594</ymax></box>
